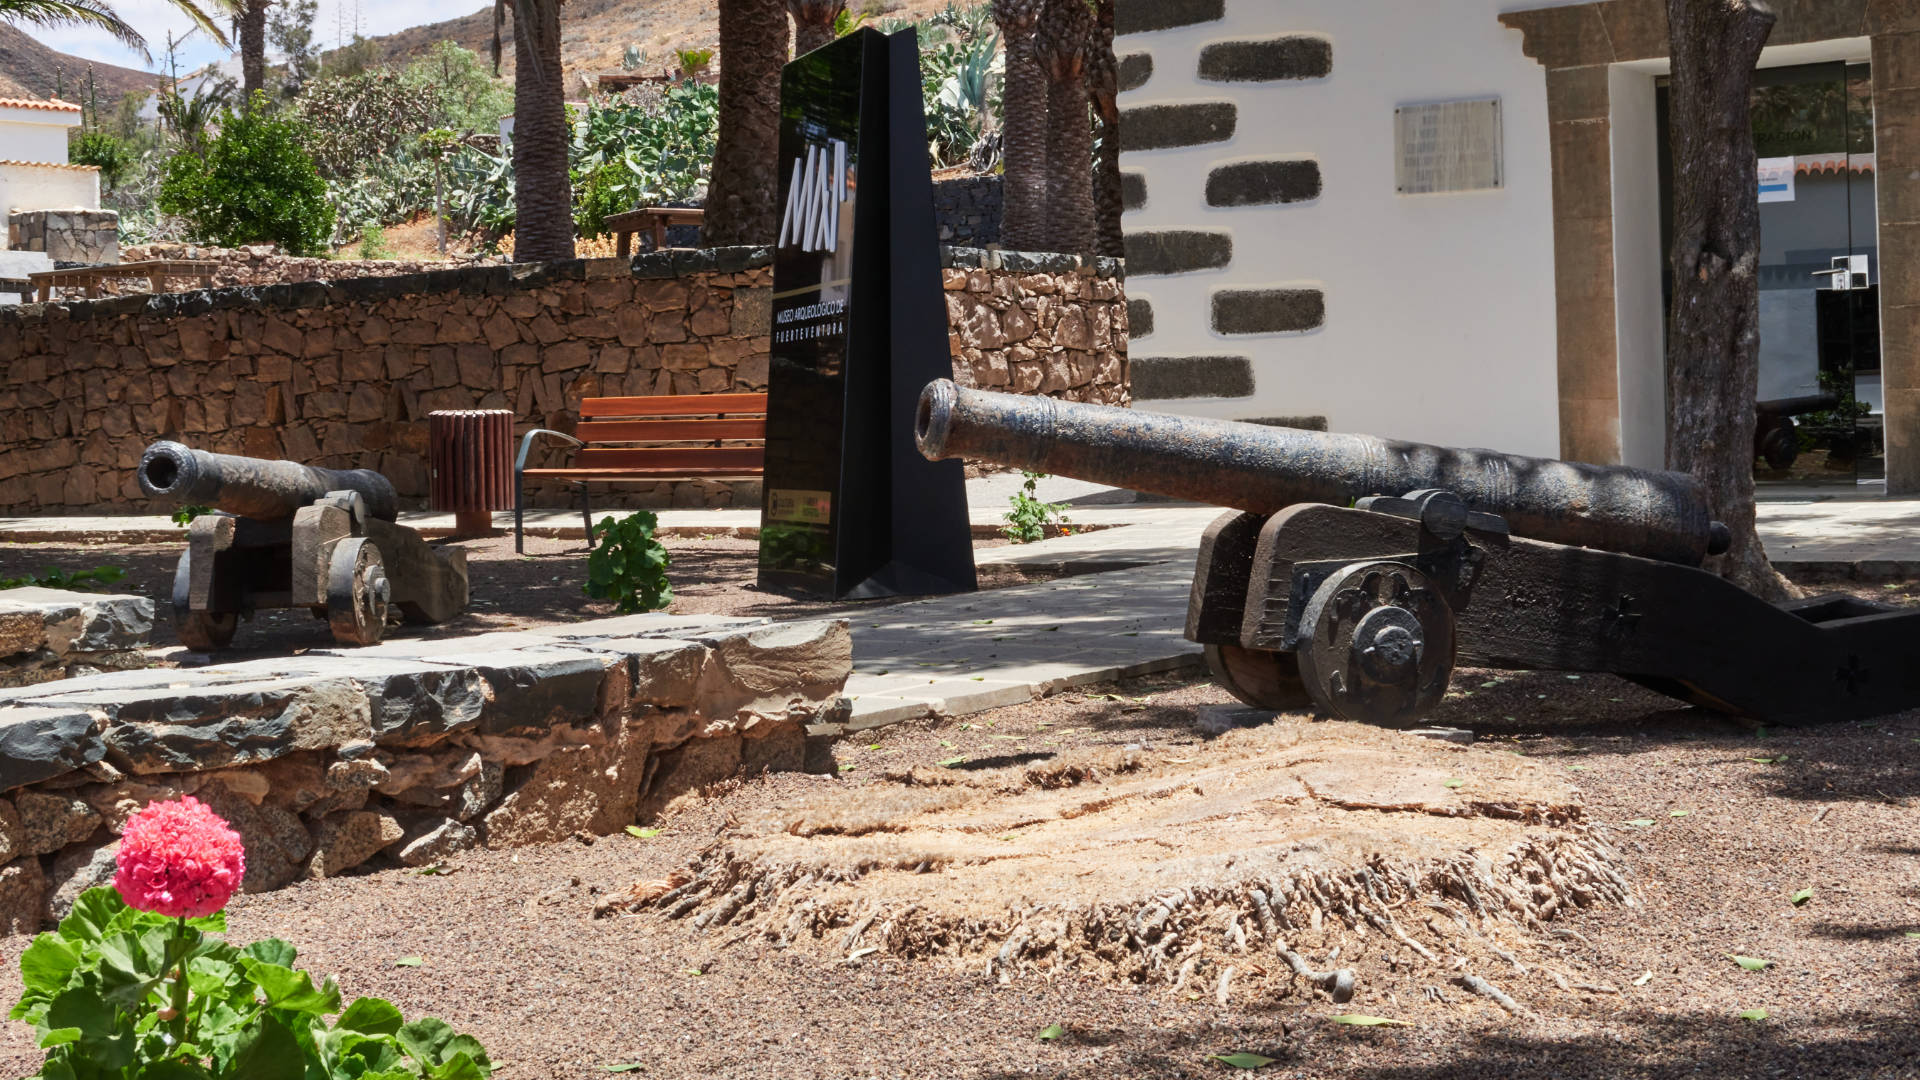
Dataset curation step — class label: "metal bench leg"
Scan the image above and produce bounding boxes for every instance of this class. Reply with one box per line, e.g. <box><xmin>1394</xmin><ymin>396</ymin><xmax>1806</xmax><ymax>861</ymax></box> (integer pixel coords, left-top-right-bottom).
<box><xmin>514</xmin><ymin>472</ymin><xmax>526</xmax><ymax>554</ymax></box>
<box><xmin>579</xmin><ymin>483</ymin><xmax>593</xmax><ymax>551</ymax></box>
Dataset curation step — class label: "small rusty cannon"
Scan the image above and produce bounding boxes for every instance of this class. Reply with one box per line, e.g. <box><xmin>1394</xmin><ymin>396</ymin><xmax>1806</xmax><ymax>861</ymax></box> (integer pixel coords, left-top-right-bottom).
<box><xmin>916</xmin><ymin>380</ymin><xmax>1920</xmax><ymax>726</ymax></box>
<box><xmin>138</xmin><ymin>441</ymin><xmax>469</xmax><ymax>649</ymax></box>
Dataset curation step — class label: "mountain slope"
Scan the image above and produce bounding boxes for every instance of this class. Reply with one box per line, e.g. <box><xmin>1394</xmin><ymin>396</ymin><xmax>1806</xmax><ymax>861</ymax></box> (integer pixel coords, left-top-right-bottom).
<box><xmin>0</xmin><ymin>23</ymin><xmax>158</xmax><ymax>108</ymax></box>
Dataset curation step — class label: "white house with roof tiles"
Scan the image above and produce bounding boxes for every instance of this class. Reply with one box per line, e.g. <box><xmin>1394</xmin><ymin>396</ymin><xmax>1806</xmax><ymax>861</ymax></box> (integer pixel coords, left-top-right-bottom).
<box><xmin>0</xmin><ymin>95</ymin><xmax>103</xmax><ymax>299</ymax></box>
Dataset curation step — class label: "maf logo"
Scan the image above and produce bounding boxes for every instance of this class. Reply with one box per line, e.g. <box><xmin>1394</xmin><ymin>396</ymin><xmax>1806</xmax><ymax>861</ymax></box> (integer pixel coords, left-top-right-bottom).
<box><xmin>778</xmin><ymin>137</ymin><xmax>849</xmax><ymax>253</ymax></box>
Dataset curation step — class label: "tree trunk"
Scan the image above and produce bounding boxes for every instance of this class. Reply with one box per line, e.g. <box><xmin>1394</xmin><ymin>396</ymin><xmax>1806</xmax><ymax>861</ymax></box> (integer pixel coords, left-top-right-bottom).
<box><xmin>510</xmin><ymin>0</ymin><xmax>576</xmax><ymax>263</ymax></box>
<box><xmin>239</xmin><ymin>0</ymin><xmax>268</xmax><ymax>102</ymax></box>
<box><xmin>992</xmin><ymin>0</ymin><xmax>1048</xmax><ymax>252</ymax></box>
<box><xmin>1664</xmin><ymin>0</ymin><xmax>1791</xmax><ymax>599</ymax></box>
<box><xmin>1087</xmin><ymin>0</ymin><xmax>1123</xmax><ymax>259</ymax></box>
<box><xmin>786</xmin><ymin>0</ymin><xmax>843</xmax><ymax>56</ymax></box>
<box><xmin>706</xmin><ymin>0</ymin><xmax>789</xmax><ymax>246</ymax></box>
<box><xmin>1035</xmin><ymin>0</ymin><xmax>1094</xmax><ymax>254</ymax></box>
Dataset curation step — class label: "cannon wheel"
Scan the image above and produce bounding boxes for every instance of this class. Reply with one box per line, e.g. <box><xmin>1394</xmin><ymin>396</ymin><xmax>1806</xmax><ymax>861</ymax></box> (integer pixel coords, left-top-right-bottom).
<box><xmin>1295</xmin><ymin>561</ymin><xmax>1455</xmax><ymax>728</ymax></box>
<box><xmin>1205</xmin><ymin>644</ymin><xmax>1312</xmax><ymax>711</ymax></box>
<box><xmin>170</xmin><ymin>550</ymin><xmax>236</xmax><ymax>651</ymax></box>
<box><xmin>326</xmin><ymin>537</ymin><xmax>391</xmax><ymax>646</ymax></box>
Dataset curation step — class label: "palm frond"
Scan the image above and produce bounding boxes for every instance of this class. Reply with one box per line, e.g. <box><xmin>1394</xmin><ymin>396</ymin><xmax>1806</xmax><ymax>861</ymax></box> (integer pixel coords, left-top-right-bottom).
<box><xmin>0</xmin><ymin>0</ymin><xmax>150</xmax><ymax>61</ymax></box>
<box><xmin>161</xmin><ymin>0</ymin><xmax>232</xmax><ymax>51</ymax></box>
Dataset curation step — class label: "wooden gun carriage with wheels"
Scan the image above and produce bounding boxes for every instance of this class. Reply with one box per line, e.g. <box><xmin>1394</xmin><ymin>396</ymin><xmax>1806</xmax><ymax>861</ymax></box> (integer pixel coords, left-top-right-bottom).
<box><xmin>137</xmin><ymin>441</ymin><xmax>469</xmax><ymax>650</ymax></box>
<box><xmin>915</xmin><ymin>379</ymin><xmax>1920</xmax><ymax>728</ymax></box>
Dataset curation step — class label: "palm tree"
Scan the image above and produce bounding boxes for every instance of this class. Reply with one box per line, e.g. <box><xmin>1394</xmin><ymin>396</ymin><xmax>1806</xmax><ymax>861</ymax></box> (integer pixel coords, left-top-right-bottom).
<box><xmin>494</xmin><ymin>0</ymin><xmax>575</xmax><ymax>261</ymax></box>
<box><xmin>1087</xmin><ymin>0</ymin><xmax>1122</xmax><ymax>259</ymax></box>
<box><xmin>705</xmin><ymin>0</ymin><xmax>788</xmax><ymax>246</ymax></box>
<box><xmin>0</xmin><ymin>0</ymin><xmax>232</xmax><ymax>63</ymax></box>
<box><xmin>990</xmin><ymin>0</ymin><xmax>1046</xmax><ymax>251</ymax></box>
<box><xmin>1033</xmin><ymin>0</ymin><xmax>1093</xmax><ymax>254</ymax></box>
<box><xmin>235</xmin><ymin>0</ymin><xmax>267</xmax><ymax>100</ymax></box>
<box><xmin>785</xmin><ymin>0</ymin><xmax>842</xmax><ymax>57</ymax></box>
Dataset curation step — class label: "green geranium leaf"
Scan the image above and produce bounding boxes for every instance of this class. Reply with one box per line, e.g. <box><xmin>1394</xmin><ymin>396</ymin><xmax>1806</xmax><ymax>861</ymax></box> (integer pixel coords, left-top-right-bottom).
<box><xmin>58</xmin><ymin>887</ymin><xmax>132</xmax><ymax>943</ymax></box>
<box><xmin>1038</xmin><ymin>1023</ymin><xmax>1064</xmax><ymax>1041</ymax></box>
<box><xmin>1208</xmin><ymin>1051</ymin><xmax>1278</xmax><ymax>1068</ymax></box>
<box><xmin>228</xmin><ymin>1015</ymin><xmax>304</xmax><ymax>1080</ymax></box>
<box><xmin>1730</xmin><ymin>955</ymin><xmax>1773</xmax><ymax>971</ymax></box>
<box><xmin>18</xmin><ymin>935</ymin><xmax>82</xmax><ymax>997</ymax></box>
<box><xmin>1790</xmin><ymin>888</ymin><xmax>1813</xmax><ymax>906</ymax></box>
<box><xmin>47</xmin><ymin>985</ymin><xmax>134</xmax><ymax>1068</ymax></box>
<box><xmin>240</xmin><ymin>960</ymin><xmax>342</xmax><ymax>1014</ymax></box>
<box><xmin>339</xmin><ymin>998</ymin><xmax>407</xmax><ymax>1036</ymax></box>
<box><xmin>243</xmin><ymin>939</ymin><xmax>298</xmax><ymax>967</ymax></box>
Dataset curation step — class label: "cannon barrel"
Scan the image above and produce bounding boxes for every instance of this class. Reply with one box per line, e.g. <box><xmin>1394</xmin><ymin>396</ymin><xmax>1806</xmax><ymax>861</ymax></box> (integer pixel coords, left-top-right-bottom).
<box><xmin>137</xmin><ymin>440</ymin><xmax>399</xmax><ymax>522</ymax></box>
<box><xmin>915</xmin><ymin>380</ymin><xmax>1729</xmax><ymax>566</ymax></box>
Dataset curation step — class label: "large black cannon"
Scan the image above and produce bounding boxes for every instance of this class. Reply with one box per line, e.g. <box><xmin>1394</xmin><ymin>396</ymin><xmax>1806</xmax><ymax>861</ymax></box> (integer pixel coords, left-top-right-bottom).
<box><xmin>139</xmin><ymin>441</ymin><xmax>468</xmax><ymax>650</ymax></box>
<box><xmin>916</xmin><ymin>381</ymin><xmax>1920</xmax><ymax>726</ymax></box>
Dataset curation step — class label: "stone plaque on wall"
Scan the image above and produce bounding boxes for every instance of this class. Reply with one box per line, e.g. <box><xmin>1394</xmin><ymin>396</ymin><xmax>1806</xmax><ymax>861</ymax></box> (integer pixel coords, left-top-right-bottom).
<box><xmin>1394</xmin><ymin>98</ymin><xmax>1503</xmax><ymax>195</ymax></box>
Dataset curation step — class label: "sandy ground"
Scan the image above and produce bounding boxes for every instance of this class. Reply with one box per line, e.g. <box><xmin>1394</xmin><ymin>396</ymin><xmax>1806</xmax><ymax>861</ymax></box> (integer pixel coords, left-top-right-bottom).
<box><xmin>0</xmin><ymin>532</ymin><xmax>1058</xmax><ymax>657</ymax></box>
<box><xmin>0</xmin><ymin>665</ymin><xmax>1914</xmax><ymax>1079</ymax></box>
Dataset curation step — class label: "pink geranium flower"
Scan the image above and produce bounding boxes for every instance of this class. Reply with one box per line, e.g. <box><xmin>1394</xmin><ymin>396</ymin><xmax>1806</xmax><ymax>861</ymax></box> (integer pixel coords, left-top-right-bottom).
<box><xmin>113</xmin><ymin>796</ymin><xmax>247</xmax><ymax>918</ymax></box>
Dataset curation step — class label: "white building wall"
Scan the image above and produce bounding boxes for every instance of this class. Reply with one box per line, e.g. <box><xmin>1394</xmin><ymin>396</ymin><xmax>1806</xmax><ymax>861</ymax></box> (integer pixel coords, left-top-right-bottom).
<box><xmin>0</xmin><ymin>108</ymin><xmax>83</xmax><ymax>164</ymax></box>
<box><xmin>1118</xmin><ymin>0</ymin><xmax>1588</xmax><ymax>458</ymax></box>
<box><xmin>0</xmin><ymin>164</ymin><xmax>100</xmax><ymax>236</ymax></box>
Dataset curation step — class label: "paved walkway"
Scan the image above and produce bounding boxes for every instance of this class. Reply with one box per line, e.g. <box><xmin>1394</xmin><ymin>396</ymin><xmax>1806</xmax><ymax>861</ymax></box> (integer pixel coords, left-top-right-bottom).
<box><xmin>8</xmin><ymin>477</ymin><xmax>1920</xmax><ymax>732</ymax></box>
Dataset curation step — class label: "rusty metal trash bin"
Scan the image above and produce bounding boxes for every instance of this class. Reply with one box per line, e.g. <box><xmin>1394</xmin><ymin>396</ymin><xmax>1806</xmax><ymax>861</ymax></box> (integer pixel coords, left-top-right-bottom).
<box><xmin>428</xmin><ymin>409</ymin><xmax>513</xmax><ymax>536</ymax></box>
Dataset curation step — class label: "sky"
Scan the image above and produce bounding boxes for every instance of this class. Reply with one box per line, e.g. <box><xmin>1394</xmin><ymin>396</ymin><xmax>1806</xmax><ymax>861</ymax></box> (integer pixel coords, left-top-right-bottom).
<box><xmin>31</xmin><ymin>0</ymin><xmax>489</xmax><ymax>76</ymax></box>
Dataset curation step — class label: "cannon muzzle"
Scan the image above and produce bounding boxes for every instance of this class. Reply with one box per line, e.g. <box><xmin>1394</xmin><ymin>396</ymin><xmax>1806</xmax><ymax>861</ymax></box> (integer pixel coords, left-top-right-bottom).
<box><xmin>916</xmin><ymin>380</ymin><xmax>1729</xmax><ymax>565</ymax></box>
<box><xmin>138</xmin><ymin>441</ymin><xmax>400</xmax><ymax>521</ymax></box>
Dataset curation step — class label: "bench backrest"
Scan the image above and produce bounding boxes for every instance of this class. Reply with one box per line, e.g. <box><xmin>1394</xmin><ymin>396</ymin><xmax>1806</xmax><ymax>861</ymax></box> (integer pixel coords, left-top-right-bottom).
<box><xmin>571</xmin><ymin>393</ymin><xmax>767</xmax><ymax>474</ymax></box>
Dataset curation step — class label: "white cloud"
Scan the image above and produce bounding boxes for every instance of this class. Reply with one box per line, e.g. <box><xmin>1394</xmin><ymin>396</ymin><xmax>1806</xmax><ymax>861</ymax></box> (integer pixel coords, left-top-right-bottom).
<box><xmin>22</xmin><ymin>0</ymin><xmax>490</xmax><ymax>78</ymax></box>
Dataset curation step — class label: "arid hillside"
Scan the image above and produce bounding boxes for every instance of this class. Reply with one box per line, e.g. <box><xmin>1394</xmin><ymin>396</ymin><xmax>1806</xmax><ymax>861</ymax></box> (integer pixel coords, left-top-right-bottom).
<box><xmin>0</xmin><ymin>23</ymin><xmax>157</xmax><ymax>106</ymax></box>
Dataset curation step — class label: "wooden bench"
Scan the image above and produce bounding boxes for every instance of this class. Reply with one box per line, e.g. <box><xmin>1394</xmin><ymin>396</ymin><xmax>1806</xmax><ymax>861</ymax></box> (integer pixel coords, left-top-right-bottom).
<box><xmin>603</xmin><ymin>207</ymin><xmax>706</xmax><ymax>257</ymax></box>
<box><xmin>513</xmin><ymin>392</ymin><xmax>766</xmax><ymax>552</ymax></box>
<box><xmin>29</xmin><ymin>259</ymin><xmax>217</xmax><ymax>302</ymax></box>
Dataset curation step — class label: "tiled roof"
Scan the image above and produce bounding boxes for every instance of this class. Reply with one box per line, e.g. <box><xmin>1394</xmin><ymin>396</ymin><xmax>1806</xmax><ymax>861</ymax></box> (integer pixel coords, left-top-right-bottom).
<box><xmin>0</xmin><ymin>97</ymin><xmax>82</xmax><ymax>113</ymax></box>
<box><xmin>0</xmin><ymin>160</ymin><xmax>100</xmax><ymax>171</ymax></box>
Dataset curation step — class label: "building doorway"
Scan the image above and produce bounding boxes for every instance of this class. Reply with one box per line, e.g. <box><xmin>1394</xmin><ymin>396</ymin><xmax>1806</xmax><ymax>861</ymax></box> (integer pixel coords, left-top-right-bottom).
<box><xmin>1657</xmin><ymin>60</ymin><xmax>1883</xmax><ymax>492</ymax></box>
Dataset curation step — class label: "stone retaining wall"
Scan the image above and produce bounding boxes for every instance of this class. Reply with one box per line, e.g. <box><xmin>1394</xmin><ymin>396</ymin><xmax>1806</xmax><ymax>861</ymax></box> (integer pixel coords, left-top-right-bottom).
<box><xmin>0</xmin><ymin>612</ymin><xmax>851</xmax><ymax>931</ymax></box>
<box><xmin>0</xmin><ymin>588</ymin><xmax>152</xmax><ymax>689</ymax></box>
<box><xmin>0</xmin><ymin>246</ymin><xmax>1127</xmax><ymax>514</ymax></box>
<box><xmin>930</xmin><ymin>175</ymin><xmax>1002</xmax><ymax>247</ymax></box>
<box><xmin>118</xmin><ymin>243</ymin><xmax>498</xmax><ymax>290</ymax></box>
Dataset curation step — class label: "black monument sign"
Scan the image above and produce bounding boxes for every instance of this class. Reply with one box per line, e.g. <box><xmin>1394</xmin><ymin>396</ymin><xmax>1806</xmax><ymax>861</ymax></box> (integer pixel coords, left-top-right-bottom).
<box><xmin>757</xmin><ymin>27</ymin><xmax>976</xmax><ymax>598</ymax></box>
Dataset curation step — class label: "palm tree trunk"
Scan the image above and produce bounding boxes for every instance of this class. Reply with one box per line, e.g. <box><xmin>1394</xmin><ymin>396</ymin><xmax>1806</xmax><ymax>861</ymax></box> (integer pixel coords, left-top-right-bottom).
<box><xmin>510</xmin><ymin>0</ymin><xmax>575</xmax><ymax>262</ymax></box>
<box><xmin>239</xmin><ymin>0</ymin><xmax>267</xmax><ymax>101</ymax></box>
<box><xmin>1036</xmin><ymin>0</ymin><xmax>1093</xmax><ymax>254</ymax></box>
<box><xmin>1663</xmin><ymin>0</ymin><xmax>1791</xmax><ymax>598</ymax></box>
<box><xmin>786</xmin><ymin>0</ymin><xmax>842</xmax><ymax>56</ymax></box>
<box><xmin>706</xmin><ymin>0</ymin><xmax>789</xmax><ymax>246</ymax></box>
<box><xmin>992</xmin><ymin>0</ymin><xmax>1047</xmax><ymax>252</ymax></box>
<box><xmin>1088</xmin><ymin>0</ymin><xmax>1123</xmax><ymax>259</ymax></box>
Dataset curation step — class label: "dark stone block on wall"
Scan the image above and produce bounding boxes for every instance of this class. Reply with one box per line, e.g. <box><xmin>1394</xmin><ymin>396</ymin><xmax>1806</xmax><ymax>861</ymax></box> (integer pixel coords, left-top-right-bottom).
<box><xmin>1115</xmin><ymin>0</ymin><xmax>1224</xmax><ymax>35</ymax></box>
<box><xmin>1120</xmin><ymin>102</ymin><xmax>1236</xmax><ymax>151</ymax></box>
<box><xmin>1131</xmin><ymin>356</ymin><xmax>1254</xmax><ymax>400</ymax></box>
<box><xmin>1213</xmin><ymin>288</ymin><xmax>1325</xmax><ymax>334</ymax></box>
<box><xmin>1118</xmin><ymin>52</ymin><xmax>1153</xmax><ymax>91</ymax></box>
<box><xmin>1124</xmin><ymin>230</ymin><xmax>1231</xmax><ymax>276</ymax></box>
<box><xmin>1206</xmin><ymin>159</ymin><xmax>1322</xmax><ymax>206</ymax></box>
<box><xmin>1241</xmin><ymin>415</ymin><xmax>1329</xmax><ymax>431</ymax></box>
<box><xmin>1121</xmin><ymin>171</ymin><xmax>1147</xmax><ymax>210</ymax></box>
<box><xmin>1198</xmin><ymin>36</ymin><xmax>1333</xmax><ymax>82</ymax></box>
<box><xmin>1127</xmin><ymin>297</ymin><xmax>1153</xmax><ymax>338</ymax></box>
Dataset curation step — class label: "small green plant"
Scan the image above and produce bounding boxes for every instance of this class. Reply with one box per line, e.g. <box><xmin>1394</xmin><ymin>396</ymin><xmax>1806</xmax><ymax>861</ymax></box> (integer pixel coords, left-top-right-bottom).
<box><xmin>355</xmin><ymin>225</ymin><xmax>391</xmax><ymax>259</ymax></box>
<box><xmin>674</xmin><ymin>47</ymin><xmax>715</xmax><ymax>78</ymax></box>
<box><xmin>0</xmin><ymin>566</ymin><xmax>127</xmax><ymax>591</ymax></box>
<box><xmin>584</xmin><ymin>511</ymin><xmax>673</xmax><ymax>613</ymax></box>
<box><xmin>69</xmin><ymin>130</ymin><xmax>136</xmax><ymax>190</ymax></box>
<box><xmin>1002</xmin><ymin>471</ymin><xmax>1070</xmax><ymax>544</ymax></box>
<box><xmin>171</xmin><ymin>504</ymin><xmax>212</xmax><ymax>527</ymax></box>
<box><xmin>158</xmin><ymin>92</ymin><xmax>336</xmax><ymax>255</ymax></box>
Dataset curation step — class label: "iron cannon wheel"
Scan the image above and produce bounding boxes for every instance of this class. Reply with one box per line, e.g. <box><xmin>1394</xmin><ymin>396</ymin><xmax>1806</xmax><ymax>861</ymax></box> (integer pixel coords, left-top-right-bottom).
<box><xmin>1205</xmin><ymin>643</ymin><xmax>1313</xmax><ymax>711</ymax></box>
<box><xmin>170</xmin><ymin>550</ymin><xmax>237</xmax><ymax>651</ymax></box>
<box><xmin>1295</xmin><ymin>560</ymin><xmax>1455</xmax><ymax>728</ymax></box>
<box><xmin>326</xmin><ymin>537</ymin><xmax>392</xmax><ymax>646</ymax></box>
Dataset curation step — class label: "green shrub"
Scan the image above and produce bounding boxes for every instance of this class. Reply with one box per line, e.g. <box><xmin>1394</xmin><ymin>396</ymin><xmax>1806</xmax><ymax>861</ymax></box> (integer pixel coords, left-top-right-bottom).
<box><xmin>1002</xmin><ymin>471</ymin><xmax>1070</xmax><ymax>543</ymax></box>
<box><xmin>569</xmin><ymin>80</ymin><xmax>717</xmax><ymax>237</ymax></box>
<box><xmin>13</xmin><ymin>886</ymin><xmax>493</xmax><ymax>1080</ymax></box>
<box><xmin>356</xmin><ymin>225</ymin><xmax>391</xmax><ymax>259</ymax></box>
<box><xmin>158</xmin><ymin>93</ymin><xmax>336</xmax><ymax>255</ymax></box>
<box><xmin>0</xmin><ymin>566</ymin><xmax>127</xmax><ymax>591</ymax></box>
<box><xmin>69</xmin><ymin>130</ymin><xmax>136</xmax><ymax>190</ymax></box>
<box><xmin>584</xmin><ymin>511</ymin><xmax>673</xmax><ymax>613</ymax></box>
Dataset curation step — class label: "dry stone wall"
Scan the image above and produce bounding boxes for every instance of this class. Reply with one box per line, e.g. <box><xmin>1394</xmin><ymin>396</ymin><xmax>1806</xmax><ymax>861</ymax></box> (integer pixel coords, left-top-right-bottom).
<box><xmin>0</xmin><ymin>246</ymin><xmax>1127</xmax><ymax>514</ymax></box>
<box><xmin>0</xmin><ymin>612</ymin><xmax>851</xmax><ymax>931</ymax></box>
<box><xmin>0</xmin><ymin>588</ymin><xmax>152</xmax><ymax>689</ymax></box>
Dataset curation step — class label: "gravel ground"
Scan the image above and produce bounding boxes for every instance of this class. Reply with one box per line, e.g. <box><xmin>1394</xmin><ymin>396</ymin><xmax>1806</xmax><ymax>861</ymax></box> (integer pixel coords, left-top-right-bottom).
<box><xmin>0</xmin><ymin>533</ymin><xmax>1062</xmax><ymax>657</ymax></box>
<box><xmin>0</xmin><ymin>666</ymin><xmax>1914</xmax><ymax>1079</ymax></box>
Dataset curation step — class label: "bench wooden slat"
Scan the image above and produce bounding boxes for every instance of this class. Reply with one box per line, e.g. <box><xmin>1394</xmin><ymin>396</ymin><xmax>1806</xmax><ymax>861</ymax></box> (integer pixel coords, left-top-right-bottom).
<box><xmin>579</xmin><ymin>393</ymin><xmax>766</xmax><ymax>418</ymax></box>
<box><xmin>570</xmin><ymin>447</ymin><xmax>765</xmax><ymax>469</ymax></box>
<box><xmin>524</xmin><ymin>468</ymin><xmax>767</xmax><ymax>479</ymax></box>
<box><xmin>574</xmin><ymin>418</ymin><xmax>766</xmax><ymax>442</ymax></box>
